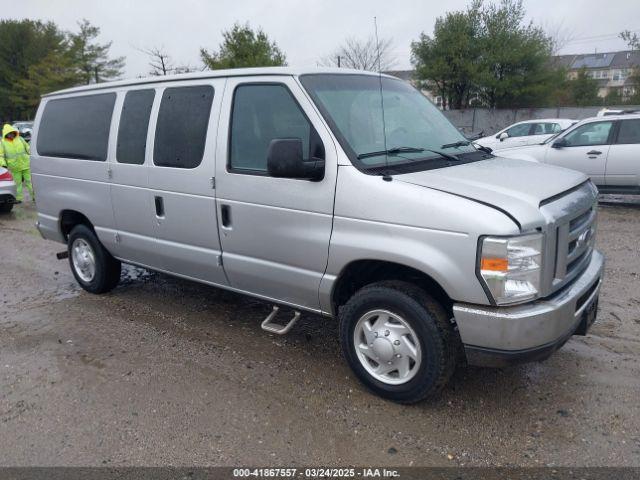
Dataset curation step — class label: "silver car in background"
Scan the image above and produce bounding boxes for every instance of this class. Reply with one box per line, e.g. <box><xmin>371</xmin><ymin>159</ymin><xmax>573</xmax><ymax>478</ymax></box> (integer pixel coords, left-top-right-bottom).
<box><xmin>0</xmin><ymin>167</ymin><xmax>17</xmax><ymax>214</ymax></box>
<box><xmin>31</xmin><ymin>68</ymin><xmax>604</xmax><ymax>403</ymax></box>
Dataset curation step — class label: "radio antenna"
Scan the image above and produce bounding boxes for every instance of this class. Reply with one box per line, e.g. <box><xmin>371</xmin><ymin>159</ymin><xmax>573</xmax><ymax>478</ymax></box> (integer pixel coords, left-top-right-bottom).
<box><xmin>374</xmin><ymin>16</ymin><xmax>390</xmax><ymax>179</ymax></box>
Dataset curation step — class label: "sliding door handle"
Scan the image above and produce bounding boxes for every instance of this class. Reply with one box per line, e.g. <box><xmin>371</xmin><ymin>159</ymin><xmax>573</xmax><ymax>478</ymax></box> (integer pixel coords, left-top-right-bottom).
<box><xmin>154</xmin><ymin>196</ymin><xmax>165</xmax><ymax>217</ymax></box>
<box><xmin>220</xmin><ymin>204</ymin><xmax>232</xmax><ymax>229</ymax></box>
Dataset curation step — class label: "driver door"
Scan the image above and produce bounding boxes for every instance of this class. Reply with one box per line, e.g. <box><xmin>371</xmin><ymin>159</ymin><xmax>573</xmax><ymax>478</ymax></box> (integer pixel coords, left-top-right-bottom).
<box><xmin>544</xmin><ymin>121</ymin><xmax>613</xmax><ymax>186</ymax></box>
<box><xmin>214</xmin><ymin>77</ymin><xmax>338</xmax><ymax>311</ymax></box>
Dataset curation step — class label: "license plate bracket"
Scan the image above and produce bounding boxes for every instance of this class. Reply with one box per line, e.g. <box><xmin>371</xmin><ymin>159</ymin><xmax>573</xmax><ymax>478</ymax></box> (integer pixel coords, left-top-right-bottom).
<box><xmin>576</xmin><ymin>297</ymin><xmax>598</xmax><ymax>336</ymax></box>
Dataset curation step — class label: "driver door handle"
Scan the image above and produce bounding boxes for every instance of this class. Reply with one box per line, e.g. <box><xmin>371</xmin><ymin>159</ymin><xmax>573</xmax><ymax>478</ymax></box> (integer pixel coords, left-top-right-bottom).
<box><xmin>587</xmin><ymin>150</ymin><xmax>602</xmax><ymax>155</ymax></box>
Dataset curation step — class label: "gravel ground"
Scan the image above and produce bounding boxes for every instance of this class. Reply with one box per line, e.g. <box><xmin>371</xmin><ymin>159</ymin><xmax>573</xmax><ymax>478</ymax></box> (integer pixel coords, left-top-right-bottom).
<box><xmin>0</xmin><ymin>198</ymin><xmax>638</xmax><ymax>467</ymax></box>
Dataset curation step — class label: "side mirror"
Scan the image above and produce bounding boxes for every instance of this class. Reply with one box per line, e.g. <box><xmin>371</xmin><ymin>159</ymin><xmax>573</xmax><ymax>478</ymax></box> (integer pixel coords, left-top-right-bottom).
<box><xmin>551</xmin><ymin>138</ymin><xmax>567</xmax><ymax>149</ymax></box>
<box><xmin>497</xmin><ymin>132</ymin><xmax>509</xmax><ymax>141</ymax></box>
<box><xmin>267</xmin><ymin>138</ymin><xmax>325</xmax><ymax>181</ymax></box>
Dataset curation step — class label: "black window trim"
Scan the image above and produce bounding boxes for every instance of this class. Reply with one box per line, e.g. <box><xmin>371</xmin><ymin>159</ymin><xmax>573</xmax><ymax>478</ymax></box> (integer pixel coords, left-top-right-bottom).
<box><xmin>115</xmin><ymin>88</ymin><xmax>156</xmax><ymax>165</ymax></box>
<box><xmin>37</xmin><ymin>92</ymin><xmax>117</xmax><ymax>162</ymax></box>
<box><xmin>152</xmin><ymin>83</ymin><xmax>215</xmax><ymax>169</ymax></box>
<box><xmin>526</xmin><ymin>123</ymin><xmax>537</xmax><ymax>136</ymax></box>
<box><xmin>226</xmin><ymin>81</ymin><xmax>324</xmax><ymax>178</ymax></box>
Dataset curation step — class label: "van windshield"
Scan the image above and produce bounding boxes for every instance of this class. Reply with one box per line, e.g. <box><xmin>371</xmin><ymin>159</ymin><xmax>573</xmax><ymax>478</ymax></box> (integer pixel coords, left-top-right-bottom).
<box><xmin>299</xmin><ymin>74</ymin><xmax>478</xmax><ymax>172</ymax></box>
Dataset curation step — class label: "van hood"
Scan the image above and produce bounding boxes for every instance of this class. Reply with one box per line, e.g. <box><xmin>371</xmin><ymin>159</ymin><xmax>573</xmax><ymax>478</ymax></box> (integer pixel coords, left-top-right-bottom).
<box><xmin>394</xmin><ymin>157</ymin><xmax>588</xmax><ymax>230</ymax></box>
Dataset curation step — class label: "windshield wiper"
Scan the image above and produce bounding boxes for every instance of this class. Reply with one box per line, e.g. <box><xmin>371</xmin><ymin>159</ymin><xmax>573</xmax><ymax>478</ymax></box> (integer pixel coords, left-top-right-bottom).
<box><xmin>441</xmin><ymin>140</ymin><xmax>471</xmax><ymax>149</ymax></box>
<box><xmin>422</xmin><ymin>149</ymin><xmax>459</xmax><ymax>161</ymax></box>
<box><xmin>358</xmin><ymin>146</ymin><xmax>459</xmax><ymax>162</ymax></box>
<box><xmin>357</xmin><ymin>146</ymin><xmax>425</xmax><ymax>160</ymax></box>
<box><xmin>473</xmin><ymin>144</ymin><xmax>493</xmax><ymax>154</ymax></box>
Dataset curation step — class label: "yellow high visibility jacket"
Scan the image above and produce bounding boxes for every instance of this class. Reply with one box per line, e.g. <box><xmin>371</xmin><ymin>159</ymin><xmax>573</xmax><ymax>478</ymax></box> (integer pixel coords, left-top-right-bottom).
<box><xmin>0</xmin><ymin>124</ymin><xmax>31</xmax><ymax>171</ymax></box>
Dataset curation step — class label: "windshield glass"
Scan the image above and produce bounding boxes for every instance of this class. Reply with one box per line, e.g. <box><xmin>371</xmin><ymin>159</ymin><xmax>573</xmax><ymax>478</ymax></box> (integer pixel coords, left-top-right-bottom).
<box><xmin>300</xmin><ymin>74</ymin><xmax>476</xmax><ymax>169</ymax></box>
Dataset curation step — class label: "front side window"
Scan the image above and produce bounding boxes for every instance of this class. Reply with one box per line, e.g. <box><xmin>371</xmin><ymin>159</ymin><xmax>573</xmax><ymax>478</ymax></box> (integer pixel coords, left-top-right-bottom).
<box><xmin>507</xmin><ymin>123</ymin><xmax>532</xmax><ymax>137</ymax></box>
<box><xmin>154</xmin><ymin>85</ymin><xmax>214</xmax><ymax>169</ymax></box>
<box><xmin>300</xmin><ymin>74</ymin><xmax>476</xmax><ymax>171</ymax></box>
<box><xmin>117</xmin><ymin>89</ymin><xmax>155</xmax><ymax>164</ymax></box>
<box><xmin>37</xmin><ymin>93</ymin><xmax>116</xmax><ymax>161</ymax></box>
<box><xmin>563</xmin><ymin>122</ymin><xmax>613</xmax><ymax>147</ymax></box>
<box><xmin>229</xmin><ymin>84</ymin><xmax>322</xmax><ymax>173</ymax></box>
<box><xmin>616</xmin><ymin>119</ymin><xmax>640</xmax><ymax>144</ymax></box>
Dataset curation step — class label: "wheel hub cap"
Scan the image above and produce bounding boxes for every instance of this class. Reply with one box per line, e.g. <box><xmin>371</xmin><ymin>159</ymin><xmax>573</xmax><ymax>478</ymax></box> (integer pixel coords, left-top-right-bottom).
<box><xmin>371</xmin><ymin>337</ymin><xmax>395</xmax><ymax>363</ymax></box>
<box><xmin>71</xmin><ymin>238</ymin><xmax>96</xmax><ymax>283</ymax></box>
<box><xmin>353</xmin><ymin>309</ymin><xmax>422</xmax><ymax>385</ymax></box>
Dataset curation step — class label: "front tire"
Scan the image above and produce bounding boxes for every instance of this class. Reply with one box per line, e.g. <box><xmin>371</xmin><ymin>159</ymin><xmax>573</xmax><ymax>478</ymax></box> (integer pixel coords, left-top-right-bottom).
<box><xmin>339</xmin><ymin>281</ymin><xmax>457</xmax><ymax>403</ymax></box>
<box><xmin>68</xmin><ymin>224</ymin><xmax>121</xmax><ymax>294</ymax></box>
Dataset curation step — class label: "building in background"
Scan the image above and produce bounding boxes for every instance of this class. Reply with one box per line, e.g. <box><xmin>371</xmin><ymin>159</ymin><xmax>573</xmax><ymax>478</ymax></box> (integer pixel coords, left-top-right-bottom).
<box><xmin>387</xmin><ymin>49</ymin><xmax>639</xmax><ymax>108</ymax></box>
<box><xmin>553</xmin><ymin>50</ymin><xmax>640</xmax><ymax>100</ymax></box>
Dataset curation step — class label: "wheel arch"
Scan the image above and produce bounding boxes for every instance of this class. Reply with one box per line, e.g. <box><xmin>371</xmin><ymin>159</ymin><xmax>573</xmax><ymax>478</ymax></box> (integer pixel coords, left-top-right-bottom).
<box><xmin>330</xmin><ymin>259</ymin><xmax>453</xmax><ymax>317</ymax></box>
<box><xmin>60</xmin><ymin>209</ymin><xmax>95</xmax><ymax>242</ymax></box>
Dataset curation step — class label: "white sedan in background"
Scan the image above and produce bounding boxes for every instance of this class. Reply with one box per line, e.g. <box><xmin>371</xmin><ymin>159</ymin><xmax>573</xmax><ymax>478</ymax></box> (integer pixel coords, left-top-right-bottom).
<box><xmin>498</xmin><ymin>114</ymin><xmax>640</xmax><ymax>195</ymax></box>
<box><xmin>0</xmin><ymin>166</ymin><xmax>17</xmax><ymax>213</ymax></box>
<box><xmin>475</xmin><ymin>118</ymin><xmax>576</xmax><ymax>151</ymax></box>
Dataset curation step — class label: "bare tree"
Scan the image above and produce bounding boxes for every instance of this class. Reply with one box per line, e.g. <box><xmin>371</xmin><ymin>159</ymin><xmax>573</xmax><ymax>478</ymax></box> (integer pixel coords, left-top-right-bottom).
<box><xmin>320</xmin><ymin>36</ymin><xmax>396</xmax><ymax>71</ymax></box>
<box><xmin>173</xmin><ymin>64</ymin><xmax>201</xmax><ymax>74</ymax></box>
<box><xmin>138</xmin><ymin>46</ymin><xmax>175</xmax><ymax>76</ymax></box>
<box><xmin>137</xmin><ymin>46</ymin><xmax>202</xmax><ymax>76</ymax></box>
<box><xmin>621</xmin><ymin>30</ymin><xmax>640</xmax><ymax>51</ymax></box>
<box><xmin>542</xmin><ymin>20</ymin><xmax>575</xmax><ymax>55</ymax></box>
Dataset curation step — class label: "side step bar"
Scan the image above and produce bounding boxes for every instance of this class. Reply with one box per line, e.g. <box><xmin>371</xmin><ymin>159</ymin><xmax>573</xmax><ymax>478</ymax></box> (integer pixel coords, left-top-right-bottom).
<box><xmin>261</xmin><ymin>306</ymin><xmax>301</xmax><ymax>335</ymax></box>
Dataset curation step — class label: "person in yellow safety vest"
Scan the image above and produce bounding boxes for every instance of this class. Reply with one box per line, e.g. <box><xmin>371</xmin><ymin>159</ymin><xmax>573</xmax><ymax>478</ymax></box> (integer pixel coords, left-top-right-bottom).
<box><xmin>0</xmin><ymin>124</ymin><xmax>34</xmax><ymax>204</ymax></box>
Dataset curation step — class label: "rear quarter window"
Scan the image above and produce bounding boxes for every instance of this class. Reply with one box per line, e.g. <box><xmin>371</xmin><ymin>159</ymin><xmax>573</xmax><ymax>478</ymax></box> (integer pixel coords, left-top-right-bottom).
<box><xmin>37</xmin><ymin>93</ymin><xmax>116</xmax><ymax>161</ymax></box>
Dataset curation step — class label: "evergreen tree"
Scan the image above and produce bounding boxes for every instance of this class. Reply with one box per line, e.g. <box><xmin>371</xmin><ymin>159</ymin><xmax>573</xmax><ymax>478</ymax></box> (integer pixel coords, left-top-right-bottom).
<box><xmin>200</xmin><ymin>23</ymin><xmax>286</xmax><ymax>70</ymax></box>
<box><xmin>69</xmin><ymin>19</ymin><xmax>125</xmax><ymax>84</ymax></box>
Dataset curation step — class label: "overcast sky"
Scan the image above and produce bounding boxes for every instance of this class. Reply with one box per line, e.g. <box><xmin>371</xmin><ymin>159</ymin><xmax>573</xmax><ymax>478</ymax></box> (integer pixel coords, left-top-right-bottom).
<box><xmin>5</xmin><ymin>0</ymin><xmax>640</xmax><ymax>78</ymax></box>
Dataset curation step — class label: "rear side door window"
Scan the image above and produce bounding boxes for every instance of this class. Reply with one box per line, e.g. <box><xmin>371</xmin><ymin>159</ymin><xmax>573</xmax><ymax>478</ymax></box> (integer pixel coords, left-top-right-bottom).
<box><xmin>117</xmin><ymin>89</ymin><xmax>155</xmax><ymax>164</ymax></box>
<box><xmin>616</xmin><ymin>119</ymin><xmax>640</xmax><ymax>144</ymax></box>
<box><xmin>228</xmin><ymin>83</ymin><xmax>323</xmax><ymax>174</ymax></box>
<box><xmin>532</xmin><ymin>123</ymin><xmax>558</xmax><ymax>135</ymax></box>
<box><xmin>153</xmin><ymin>85</ymin><xmax>214</xmax><ymax>168</ymax></box>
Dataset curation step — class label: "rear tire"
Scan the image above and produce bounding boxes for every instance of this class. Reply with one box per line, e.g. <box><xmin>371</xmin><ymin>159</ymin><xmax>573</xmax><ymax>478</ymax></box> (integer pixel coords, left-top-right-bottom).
<box><xmin>339</xmin><ymin>281</ymin><xmax>457</xmax><ymax>403</ymax></box>
<box><xmin>68</xmin><ymin>224</ymin><xmax>121</xmax><ymax>294</ymax></box>
<box><xmin>0</xmin><ymin>203</ymin><xmax>13</xmax><ymax>214</ymax></box>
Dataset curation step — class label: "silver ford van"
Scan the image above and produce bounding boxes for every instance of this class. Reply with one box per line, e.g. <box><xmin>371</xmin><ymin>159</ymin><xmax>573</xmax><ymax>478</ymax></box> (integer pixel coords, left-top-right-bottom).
<box><xmin>31</xmin><ymin>68</ymin><xmax>604</xmax><ymax>403</ymax></box>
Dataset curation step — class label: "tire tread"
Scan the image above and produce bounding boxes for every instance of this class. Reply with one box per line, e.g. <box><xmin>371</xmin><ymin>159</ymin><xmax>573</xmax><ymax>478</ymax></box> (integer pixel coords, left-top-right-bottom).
<box><xmin>339</xmin><ymin>280</ymin><xmax>458</xmax><ymax>403</ymax></box>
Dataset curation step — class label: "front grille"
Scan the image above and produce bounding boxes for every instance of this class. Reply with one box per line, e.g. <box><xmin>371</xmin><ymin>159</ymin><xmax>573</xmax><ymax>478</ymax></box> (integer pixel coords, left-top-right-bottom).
<box><xmin>539</xmin><ymin>181</ymin><xmax>599</xmax><ymax>297</ymax></box>
<box><xmin>555</xmin><ymin>205</ymin><xmax>596</xmax><ymax>284</ymax></box>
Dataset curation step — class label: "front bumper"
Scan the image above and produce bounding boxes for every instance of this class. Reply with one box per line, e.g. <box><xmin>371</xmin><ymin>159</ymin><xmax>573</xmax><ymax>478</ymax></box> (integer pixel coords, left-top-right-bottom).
<box><xmin>453</xmin><ymin>249</ymin><xmax>604</xmax><ymax>367</ymax></box>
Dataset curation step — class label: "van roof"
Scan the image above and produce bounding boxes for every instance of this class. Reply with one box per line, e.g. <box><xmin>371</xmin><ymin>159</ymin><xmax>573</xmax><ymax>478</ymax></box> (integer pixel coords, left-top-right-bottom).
<box><xmin>43</xmin><ymin>67</ymin><xmax>394</xmax><ymax>97</ymax></box>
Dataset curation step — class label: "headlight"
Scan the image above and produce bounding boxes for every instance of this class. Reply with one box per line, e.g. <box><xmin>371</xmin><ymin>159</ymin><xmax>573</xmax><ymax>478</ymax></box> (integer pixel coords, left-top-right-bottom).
<box><xmin>478</xmin><ymin>233</ymin><xmax>543</xmax><ymax>305</ymax></box>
